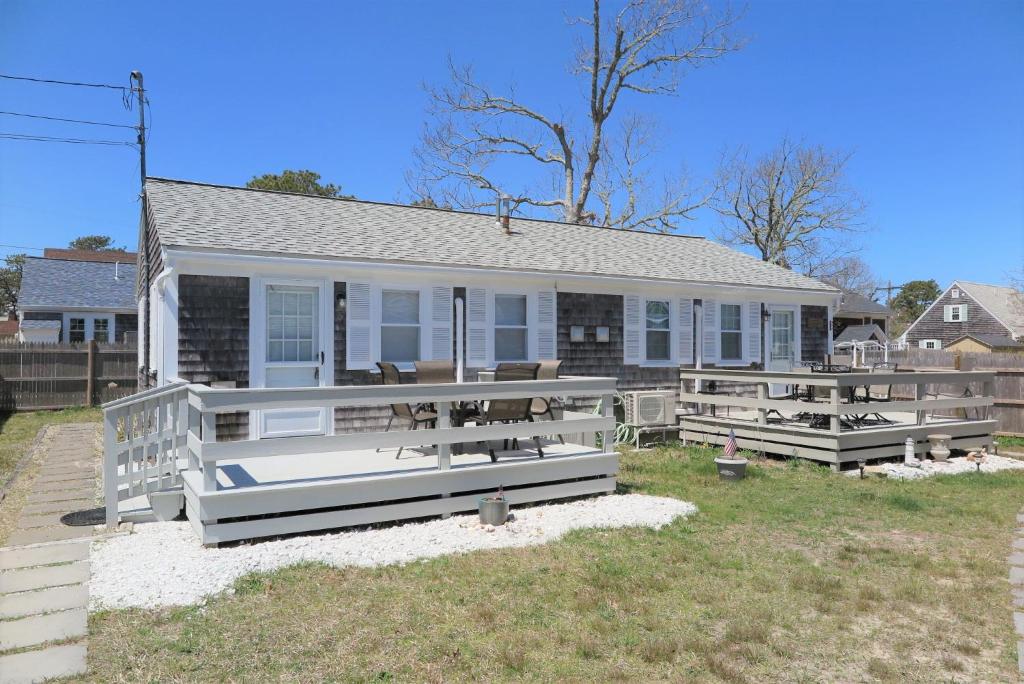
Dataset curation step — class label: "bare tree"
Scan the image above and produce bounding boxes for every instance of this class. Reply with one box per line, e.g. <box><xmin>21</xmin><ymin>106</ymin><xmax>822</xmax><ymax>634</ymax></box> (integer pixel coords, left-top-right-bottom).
<box><xmin>410</xmin><ymin>0</ymin><xmax>740</xmax><ymax>230</ymax></box>
<box><xmin>713</xmin><ymin>139</ymin><xmax>866</xmax><ymax>273</ymax></box>
<box><xmin>819</xmin><ymin>255</ymin><xmax>878</xmax><ymax>296</ymax></box>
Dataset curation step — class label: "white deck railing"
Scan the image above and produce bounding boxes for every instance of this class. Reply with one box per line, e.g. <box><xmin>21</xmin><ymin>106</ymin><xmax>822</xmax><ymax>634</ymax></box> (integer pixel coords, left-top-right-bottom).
<box><xmin>104</xmin><ymin>376</ymin><xmax>617</xmax><ymax>529</ymax></box>
<box><xmin>679</xmin><ymin>368</ymin><xmax>995</xmax><ymax>434</ymax></box>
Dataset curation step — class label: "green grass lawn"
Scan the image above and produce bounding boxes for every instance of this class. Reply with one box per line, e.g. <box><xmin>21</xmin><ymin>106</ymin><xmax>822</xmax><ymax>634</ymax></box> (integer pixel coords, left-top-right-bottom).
<box><xmin>80</xmin><ymin>446</ymin><xmax>1024</xmax><ymax>683</ymax></box>
<box><xmin>995</xmin><ymin>434</ymin><xmax>1024</xmax><ymax>451</ymax></box>
<box><xmin>0</xmin><ymin>408</ymin><xmax>102</xmax><ymax>485</ymax></box>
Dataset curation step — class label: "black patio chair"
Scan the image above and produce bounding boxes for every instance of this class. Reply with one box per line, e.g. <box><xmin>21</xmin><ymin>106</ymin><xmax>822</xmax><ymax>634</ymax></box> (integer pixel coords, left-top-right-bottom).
<box><xmin>530</xmin><ymin>359</ymin><xmax>565</xmax><ymax>444</ymax></box>
<box><xmin>377</xmin><ymin>361</ymin><xmax>437</xmax><ymax>458</ymax></box>
<box><xmin>467</xmin><ymin>362</ymin><xmax>543</xmax><ymax>461</ymax></box>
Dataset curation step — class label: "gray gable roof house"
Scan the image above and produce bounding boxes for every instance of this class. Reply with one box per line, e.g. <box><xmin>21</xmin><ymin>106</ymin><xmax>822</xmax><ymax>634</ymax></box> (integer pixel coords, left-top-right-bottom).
<box><xmin>18</xmin><ymin>257</ymin><xmax>138</xmax><ymax>343</ymax></box>
<box><xmin>834</xmin><ymin>323</ymin><xmax>887</xmax><ymax>344</ymax></box>
<box><xmin>137</xmin><ymin>177</ymin><xmax>840</xmax><ymax>411</ymax></box>
<box><xmin>902</xmin><ymin>279</ymin><xmax>1024</xmax><ymax>349</ymax></box>
<box><xmin>836</xmin><ymin>291</ymin><xmax>890</xmax><ymax>318</ymax></box>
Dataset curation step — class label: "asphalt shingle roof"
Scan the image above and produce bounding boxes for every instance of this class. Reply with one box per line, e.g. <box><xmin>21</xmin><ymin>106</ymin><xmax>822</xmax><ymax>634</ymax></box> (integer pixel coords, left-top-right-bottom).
<box><xmin>834</xmin><ymin>323</ymin><xmax>887</xmax><ymax>343</ymax></box>
<box><xmin>19</xmin><ymin>257</ymin><xmax>137</xmax><ymax>309</ymax></box>
<box><xmin>949</xmin><ymin>333</ymin><xmax>1024</xmax><ymax>349</ymax></box>
<box><xmin>145</xmin><ymin>178</ymin><xmax>837</xmax><ymax>293</ymax></box>
<box><xmin>836</xmin><ymin>291</ymin><xmax>890</xmax><ymax>316</ymax></box>
<box><xmin>957</xmin><ymin>281</ymin><xmax>1024</xmax><ymax>337</ymax></box>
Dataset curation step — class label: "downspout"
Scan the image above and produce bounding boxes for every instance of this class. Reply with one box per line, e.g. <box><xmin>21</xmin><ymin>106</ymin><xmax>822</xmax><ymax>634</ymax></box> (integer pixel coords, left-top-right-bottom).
<box><xmin>149</xmin><ymin>266</ymin><xmax>172</xmax><ymax>385</ymax></box>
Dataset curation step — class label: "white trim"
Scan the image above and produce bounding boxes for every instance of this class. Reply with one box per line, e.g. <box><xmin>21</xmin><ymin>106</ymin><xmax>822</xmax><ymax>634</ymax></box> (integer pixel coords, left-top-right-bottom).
<box><xmin>717</xmin><ymin>301</ymin><xmax>746</xmax><ymax>364</ymax></box>
<box><xmin>919</xmin><ymin>339</ymin><xmax>942</xmax><ymax>350</ymax></box>
<box><xmin>641</xmin><ymin>296</ymin><xmax>675</xmax><ymax>364</ymax></box>
<box><xmin>164</xmin><ymin>248</ymin><xmax>838</xmax><ymax>305</ymax></box>
<box><xmin>62</xmin><ymin>312</ymin><xmax>116</xmax><ymax>344</ymax></box>
<box><xmin>20</xmin><ymin>305</ymin><xmax>136</xmax><ymax>314</ymax></box>
<box><xmin>765</xmin><ymin>304</ymin><xmax>801</xmax><ymax>370</ymax></box>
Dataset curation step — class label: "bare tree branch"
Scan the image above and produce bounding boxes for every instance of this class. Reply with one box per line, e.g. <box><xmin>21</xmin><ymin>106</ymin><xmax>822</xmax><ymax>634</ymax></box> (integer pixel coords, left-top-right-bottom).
<box><xmin>410</xmin><ymin>0</ymin><xmax>741</xmax><ymax>228</ymax></box>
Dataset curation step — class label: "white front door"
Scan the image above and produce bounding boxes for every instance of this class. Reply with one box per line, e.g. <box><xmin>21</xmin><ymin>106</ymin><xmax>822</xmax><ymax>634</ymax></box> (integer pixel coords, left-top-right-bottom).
<box><xmin>767</xmin><ymin>307</ymin><xmax>797</xmax><ymax>397</ymax></box>
<box><xmin>257</xmin><ymin>283</ymin><xmax>330</xmax><ymax>438</ymax></box>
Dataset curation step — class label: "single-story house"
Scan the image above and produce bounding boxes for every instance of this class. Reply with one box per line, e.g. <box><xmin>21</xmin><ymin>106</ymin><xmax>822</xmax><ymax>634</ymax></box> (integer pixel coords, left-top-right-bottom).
<box><xmin>833</xmin><ymin>290</ymin><xmax>890</xmax><ymax>337</ymax></box>
<box><xmin>137</xmin><ymin>177</ymin><xmax>839</xmax><ymax>440</ymax></box>
<box><xmin>833</xmin><ymin>322</ymin><xmax>887</xmax><ymax>345</ymax></box>
<box><xmin>903</xmin><ymin>279</ymin><xmax>1024</xmax><ymax>350</ymax></box>
<box><xmin>946</xmin><ymin>333</ymin><xmax>1024</xmax><ymax>354</ymax></box>
<box><xmin>18</xmin><ymin>255</ymin><xmax>138</xmax><ymax>344</ymax></box>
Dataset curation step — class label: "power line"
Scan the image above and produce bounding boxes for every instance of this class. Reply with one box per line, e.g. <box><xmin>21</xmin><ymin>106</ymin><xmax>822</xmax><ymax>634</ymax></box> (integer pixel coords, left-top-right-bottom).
<box><xmin>0</xmin><ymin>110</ymin><xmax>136</xmax><ymax>130</ymax></box>
<box><xmin>0</xmin><ymin>132</ymin><xmax>136</xmax><ymax>147</ymax></box>
<box><xmin>0</xmin><ymin>244</ymin><xmax>45</xmax><ymax>252</ymax></box>
<box><xmin>0</xmin><ymin>73</ymin><xmax>127</xmax><ymax>91</ymax></box>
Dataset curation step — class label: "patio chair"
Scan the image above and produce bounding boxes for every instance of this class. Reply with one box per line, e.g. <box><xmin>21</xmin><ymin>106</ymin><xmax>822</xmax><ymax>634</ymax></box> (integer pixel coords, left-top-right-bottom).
<box><xmin>468</xmin><ymin>362</ymin><xmax>544</xmax><ymax>461</ymax></box>
<box><xmin>414</xmin><ymin>360</ymin><xmax>456</xmax><ymax>384</ymax></box>
<box><xmin>530</xmin><ymin>359</ymin><xmax>565</xmax><ymax>444</ymax></box>
<box><xmin>376</xmin><ymin>361</ymin><xmax>437</xmax><ymax>458</ymax></box>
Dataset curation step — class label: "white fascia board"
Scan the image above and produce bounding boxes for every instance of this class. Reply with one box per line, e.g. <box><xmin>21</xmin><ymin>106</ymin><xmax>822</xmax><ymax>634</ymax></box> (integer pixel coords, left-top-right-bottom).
<box><xmin>18</xmin><ymin>305</ymin><xmax>137</xmax><ymax>314</ymax></box>
<box><xmin>165</xmin><ymin>248</ymin><xmax>838</xmax><ymax>306</ymax></box>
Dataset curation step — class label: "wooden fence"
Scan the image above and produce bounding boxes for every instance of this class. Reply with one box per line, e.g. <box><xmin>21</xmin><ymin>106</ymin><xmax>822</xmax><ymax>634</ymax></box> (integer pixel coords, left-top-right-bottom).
<box><xmin>836</xmin><ymin>347</ymin><xmax>1024</xmax><ymax>435</ymax></box>
<box><xmin>0</xmin><ymin>341</ymin><xmax>138</xmax><ymax>411</ymax></box>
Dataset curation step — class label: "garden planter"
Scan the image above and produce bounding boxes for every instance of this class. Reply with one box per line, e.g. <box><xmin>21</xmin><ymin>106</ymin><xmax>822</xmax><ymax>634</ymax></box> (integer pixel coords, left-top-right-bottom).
<box><xmin>928</xmin><ymin>434</ymin><xmax>952</xmax><ymax>462</ymax></box>
<box><xmin>478</xmin><ymin>496</ymin><xmax>510</xmax><ymax>526</ymax></box>
<box><xmin>714</xmin><ymin>457</ymin><xmax>748</xmax><ymax>481</ymax></box>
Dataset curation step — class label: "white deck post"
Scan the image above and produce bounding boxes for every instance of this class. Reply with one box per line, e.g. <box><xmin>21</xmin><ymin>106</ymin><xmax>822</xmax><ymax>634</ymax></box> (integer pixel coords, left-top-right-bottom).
<box><xmin>829</xmin><ymin>386</ymin><xmax>841</xmax><ymax>434</ymax></box>
<box><xmin>438</xmin><ymin>401</ymin><xmax>451</xmax><ymax>517</ymax></box>
<box><xmin>756</xmin><ymin>383</ymin><xmax>767</xmax><ymax>425</ymax></box>
<box><xmin>201</xmin><ymin>410</ymin><xmax>217</xmax><ymax>493</ymax></box>
<box><xmin>601</xmin><ymin>393</ymin><xmax>615</xmax><ymax>451</ymax></box>
<box><xmin>103</xmin><ymin>407</ymin><xmax>120</xmax><ymax>530</ymax></box>
<box><xmin>915</xmin><ymin>382</ymin><xmax>927</xmax><ymax>426</ymax></box>
<box><xmin>187</xmin><ymin>403</ymin><xmax>201</xmax><ymax>471</ymax></box>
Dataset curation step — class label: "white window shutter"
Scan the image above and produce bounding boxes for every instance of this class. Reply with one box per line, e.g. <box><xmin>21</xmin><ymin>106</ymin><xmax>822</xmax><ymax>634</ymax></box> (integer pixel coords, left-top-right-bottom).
<box><xmin>427</xmin><ymin>286</ymin><xmax>453</xmax><ymax>360</ymax></box>
<box><xmin>466</xmin><ymin>287</ymin><xmax>491</xmax><ymax>367</ymax></box>
<box><xmin>960</xmin><ymin>305</ymin><xmax>968</xmax><ymax>322</ymax></box>
<box><xmin>623</xmin><ymin>294</ymin><xmax>642</xmax><ymax>365</ymax></box>
<box><xmin>943</xmin><ymin>305</ymin><xmax>952</xmax><ymax>322</ymax></box>
<box><xmin>746</xmin><ymin>302</ymin><xmax>761</xmax><ymax>363</ymax></box>
<box><xmin>678</xmin><ymin>298</ymin><xmax>694</xmax><ymax>364</ymax></box>
<box><xmin>345</xmin><ymin>282</ymin><xmax>373</xmax><ymax>369</ymax></box>
<box><xmin>535</xmin><ymin>290</ymin><xmax>557</xmax><ymax>360</ymax></box>
<box><xmin>702</xmin><ymin>299</ymin><xmax>718</xmax><ymax>363</ymax></box>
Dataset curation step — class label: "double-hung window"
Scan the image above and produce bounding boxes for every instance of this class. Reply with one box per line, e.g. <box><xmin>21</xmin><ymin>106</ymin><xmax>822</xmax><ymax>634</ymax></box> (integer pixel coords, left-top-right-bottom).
<box><xmin>645</xmin><ymin>300</ymin><xmax>671</xmax><ymax>361</ymax></box>
<box><xmin>494</xmin><ymin>294</ymin><xmax>528</xmax><ymax>362</ymax></box>
<box><xmin>93</xmin><ymin>318</ymin><xmax>110</xmax><ymax>343</ymax></box>
<box><xmin>67</xmin><ymin>318</ymin><xmax>86</xmax><ymax>343</ymax></box>
<box><xmin>380</xmin><ymin>289</ymin><xmax>421</xmax><ymax>363</ymax></box>
<box><xmin>720</xmin><ymin>303</ymin><xmax>743</xmax><ymax>362</ymax></box>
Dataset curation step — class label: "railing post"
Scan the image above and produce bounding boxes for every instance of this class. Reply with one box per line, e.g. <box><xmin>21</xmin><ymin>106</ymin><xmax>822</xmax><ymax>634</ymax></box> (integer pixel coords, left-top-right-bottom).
<box><xmin>601</xmin><ymin>393</ymin><xmax>615</xmax><ymax>451</ymax></box>
<box><xmin>829</xmin><ymin>386</ymin><xmax>840</xmax><ymax>434</ymax></box>
<box><xmin>86</xmin><ymin>339</ymin><xmax>97</xmax><ymax>407</ymax></box>
<box><xmin>187</xmin><ymin>402</ymin><xmax>201</xmax><ymax>471</ymax></box>
<box><xmin>756</xmin><ymin>383</ymin><xmax>767</xmax><ymax>425</ymax></box>
<box><xmin>915</xmin><ymin>382</ymin><xmax>927</xmax><ymax>426</ymax></box>
<box><xmin>438</xmin><ymin>401</ymin><xmax>451</xmax><ymax>518</ymax></box>
<box><xmin>981</xmin><ymin>375</ymin><xmax>995</xmax><ymax>421</ymax></box>
<box><xmin>103</xmin><ymin>407</ymin><xmax>119</xmax><ymax>529</ymax></box>
<box><xmin>201</xmin><ymin>409</ymin><xmax>217</xmax><ymax>493</ymax></box>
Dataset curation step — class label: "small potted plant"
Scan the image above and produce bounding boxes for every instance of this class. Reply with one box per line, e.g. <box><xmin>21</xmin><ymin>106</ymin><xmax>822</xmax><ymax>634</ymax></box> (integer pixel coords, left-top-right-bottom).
<box><xmin>713</xmin><ymin>429</ymin><xmax>748</xmax><ymax>481</ymax></box>
<box><xmin>478</xmin><ymin>485</ymin><xmax>510</xmax><ymax>526</ymax></box>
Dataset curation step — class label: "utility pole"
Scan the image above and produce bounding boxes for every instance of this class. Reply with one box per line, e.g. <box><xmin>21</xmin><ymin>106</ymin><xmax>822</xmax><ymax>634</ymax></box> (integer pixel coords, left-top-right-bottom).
<box><xmin>875</xmin><ymin>280</ymin><xmax>905</xmax><ymax>309</ymax></box>
<box><xmin>130</xmin><ymin>71</ymin><xmax>150</xmax><ymax>383</ymax></box>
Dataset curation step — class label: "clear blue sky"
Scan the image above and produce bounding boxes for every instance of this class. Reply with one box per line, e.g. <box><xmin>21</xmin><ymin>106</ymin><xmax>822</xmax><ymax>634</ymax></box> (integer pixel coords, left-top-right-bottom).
<box><xmin>1</xmin><ymin>0</ymin><xmax>1021</xmax><ymax>289</ymax></box>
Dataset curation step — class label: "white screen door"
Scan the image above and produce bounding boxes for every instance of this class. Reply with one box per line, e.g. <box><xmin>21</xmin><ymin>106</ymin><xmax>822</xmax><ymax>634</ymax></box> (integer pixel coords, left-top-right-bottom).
<box><xmin>767</xmin><ymin>307</ymin><xmax>796</xmax><ymax>397</ymax></box>
<box><xmin>260</xmin><ymin>284</ymin><xmax>328</xmax><ymax>438</ymax></box>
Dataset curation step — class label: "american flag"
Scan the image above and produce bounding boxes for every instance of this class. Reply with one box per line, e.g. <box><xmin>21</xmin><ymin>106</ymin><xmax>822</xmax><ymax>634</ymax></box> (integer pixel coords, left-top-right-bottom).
<box><xmin>723</xmin><ymin>429</ymin><xmax>738</xmax><ymax>458</ymax></box>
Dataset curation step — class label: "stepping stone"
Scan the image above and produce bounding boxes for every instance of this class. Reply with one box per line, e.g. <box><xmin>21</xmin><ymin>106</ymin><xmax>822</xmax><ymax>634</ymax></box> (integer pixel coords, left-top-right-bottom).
<box><xmin>1015</xmin><ymin>538</ymin><xmax>1024</xmax><ymax>551</ymax></box>
<box><xmin>26</xmin><ymin>487</ymin><xmax>95</xmax><ymax>504</ymax></box>
<box><xmin>1018</xmin><ymin>513</ymin><xmax>1024</xmax><ymax>524</ymax></box>
<box><xmin>38</xmin><ymin>466</ymin><xmax>93</xmax><ymax>478</ymax></box>
<box><xmin>7</xmin><ymin>525</ymin><xmax>93</xmax><ymax>546</ymax></box>
<box><xmin>1016</xmin><ymin>611</ymin><xmax>1024</xmax><ymax>637</ymax></box>
<box><xmin>1013</xmin><ymin>566</ymin><xmax>1024</xmax><ymax>586</ymax></box>
<box><xmin>34</xmin><ymin>475</ymin><xmax>95</xmax><ymax>488</ymax></box>
<box><xmin>1011</xmin><ymin>552</ymin><xmax>1024</xmax><ymax>567</ymax></box>
<box><xmin>0</xmin><ymin>561</ymin><xmax>89</xmax><ymax>593</ymax></box>
<box><xmin>0</xmin><ymin>608</ymin><xmax>87</xmax><ymax>650</ymax></box>
<box><xmin>21</xmin><ymin>499</ymin><xmax>94</xmax><ymax>516</ymax></box>
<box><xmin>0</xmin><ymin>542</ymin><xmax>89</xmax><ymax>571</ymax></box>
<box><xmin>0</xmin><ymin>642</ymin><xmax>87</xmax><ymax>683</ymax></box>
<box><xmin>0</xmin><ymin>583</ymin><xmax>87</xmax><ymax>619</ymax></box>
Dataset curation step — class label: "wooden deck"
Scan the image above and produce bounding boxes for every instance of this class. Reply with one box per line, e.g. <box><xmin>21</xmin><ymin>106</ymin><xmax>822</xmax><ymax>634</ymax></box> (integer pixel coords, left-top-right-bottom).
<box><xmin>679</xmin><ymin>369</ymin><xmax>997</xmax><ymax>469</ymax></box>
<box><xmin>105</xmin><ymin>375</ymin><xmax>619</xmax><ymax>545</ymax></box>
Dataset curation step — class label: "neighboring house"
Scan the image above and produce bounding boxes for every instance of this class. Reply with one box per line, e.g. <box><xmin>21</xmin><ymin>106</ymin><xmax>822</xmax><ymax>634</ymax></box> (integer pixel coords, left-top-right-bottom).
<box><xmin>18</xmin><ymin>256</ymin><xmax>138</xmax><ymax>343</ymax></box>
<box><xmin>136</xmin><ymin>177</ymin><xmax>838</xmax><ymax>440</ymax></box>
<box><xmin>946</xmin><ymin>333</ymin><xmax>1024</xmax><ymax>354</ymax></box>
<box><xmin>833</xmin><ymin>290</ymin><xmax>890</xmax><ymax>337</ymax></box>
<box><xmin>0</xmin><ymin>318</ymin><xmax>18</xmax><ymax>340</ymax></box>
<box><xmin>834</xmin><ymin>323</ymin><xmax>887</xmax><ymax>345</ymax></box>
<box><xmin>903</xmin><ymin>280</ymin><xmax>1024</xmax><ymax>350</ymax></box>
<box><xmin>42</xmin><ymin>247</ymin><xmax>135</xmax><ymax>263</ymax></box>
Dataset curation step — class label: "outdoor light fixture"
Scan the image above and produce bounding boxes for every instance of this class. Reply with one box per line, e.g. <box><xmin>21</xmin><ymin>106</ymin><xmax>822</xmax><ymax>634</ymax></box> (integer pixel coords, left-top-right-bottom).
<box><xmin>857</xmin><ymin>459</ymin><xmax>867</xmax><ymax>479</ymax></box>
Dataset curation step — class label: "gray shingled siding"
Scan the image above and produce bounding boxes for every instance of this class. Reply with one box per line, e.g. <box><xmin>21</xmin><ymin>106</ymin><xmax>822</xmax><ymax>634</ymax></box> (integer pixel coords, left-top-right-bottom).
<box><xmin>177</xmin><ymin>275</ymin><xmax>249</xmax><ymax>441</ymax></box>
<box><xmin>801</xmin><ymin>305</ymin><xmax>829</xmax><ymax>363</ymax></box>
<box><xmin>905</xmin><ymin>289</ymin><xmax>1012</xmax><ymax>348</ymax></box>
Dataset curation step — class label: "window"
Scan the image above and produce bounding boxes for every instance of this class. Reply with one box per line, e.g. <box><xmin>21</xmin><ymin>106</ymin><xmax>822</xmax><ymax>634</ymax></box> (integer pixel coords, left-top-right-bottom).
<box><xmin>93</xmin><ymin>318</ymin><xmax>109</xmax><ymax>343</ymax></box>
<box><xmin>380</xmin><ymin>289</ymin><xmax>420</xmax><ymax>362</ymax></box>
<box><xmin>919</xmin><ymin>339</ymin><xmax>941</xmax><ymax>350</ymax></box>
<box><xmin>268</xmin><ymin>287</ymin><xmax>318</xmax><ymax>362</ymax></box>
<box><xmin>951</xmin><ymin>288</ymin><xmax>960</xmax><ymax>299</ymax></box>
<box><xmin>720</xmin><ymin>304</ymin><xmax>743</xmax><ymax>361</ymax></box>
<box><xmin>944</xmin><ymin>304</ymin><xmax>967</xmax><ymax>323</ymax></box>
<box><xmin>645</xmin><ymin>300</ymin><xmax>671</xmax><ymax>361</ymax></box>
<box><xmin>495</xmin><ymin>294</ymin><xmax>528</xmax><ymax>361</ymax></box>
<box><xmin>68</xmin><ymin>318</ymin><xmax>86</xmax><ymax>343</ymax></box>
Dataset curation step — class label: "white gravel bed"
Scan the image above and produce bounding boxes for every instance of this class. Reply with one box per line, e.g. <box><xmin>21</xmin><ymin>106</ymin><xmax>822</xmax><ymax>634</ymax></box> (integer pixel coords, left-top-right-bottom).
<box><xmin>89</xmin><ymin>494</ymin><xmax>696</xmax><ymax>610</ymax></box>
<box><xmin>846</xmin><ymin>454</ymin><xmax>1024</xmax><ymax>480</ymax></box>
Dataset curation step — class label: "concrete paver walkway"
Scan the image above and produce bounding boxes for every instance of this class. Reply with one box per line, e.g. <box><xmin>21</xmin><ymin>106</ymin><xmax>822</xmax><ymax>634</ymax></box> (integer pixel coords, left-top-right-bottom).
<box><xmin>0</xmin><ymin>423</ymin><xmax>98</xmax><ymax>683</ymax></box>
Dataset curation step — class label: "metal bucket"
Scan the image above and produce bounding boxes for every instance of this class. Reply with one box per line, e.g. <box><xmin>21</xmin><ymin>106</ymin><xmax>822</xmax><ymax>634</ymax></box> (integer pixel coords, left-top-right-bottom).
<box><xmin>714</xmin><ymin>457</ymin><xmax>748</xmax><ymax>481</ymax></box>
<box><xmin>478</xmin><ymin>497</ymin><xmax>510</xmax><ymax>526</ymax></box>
